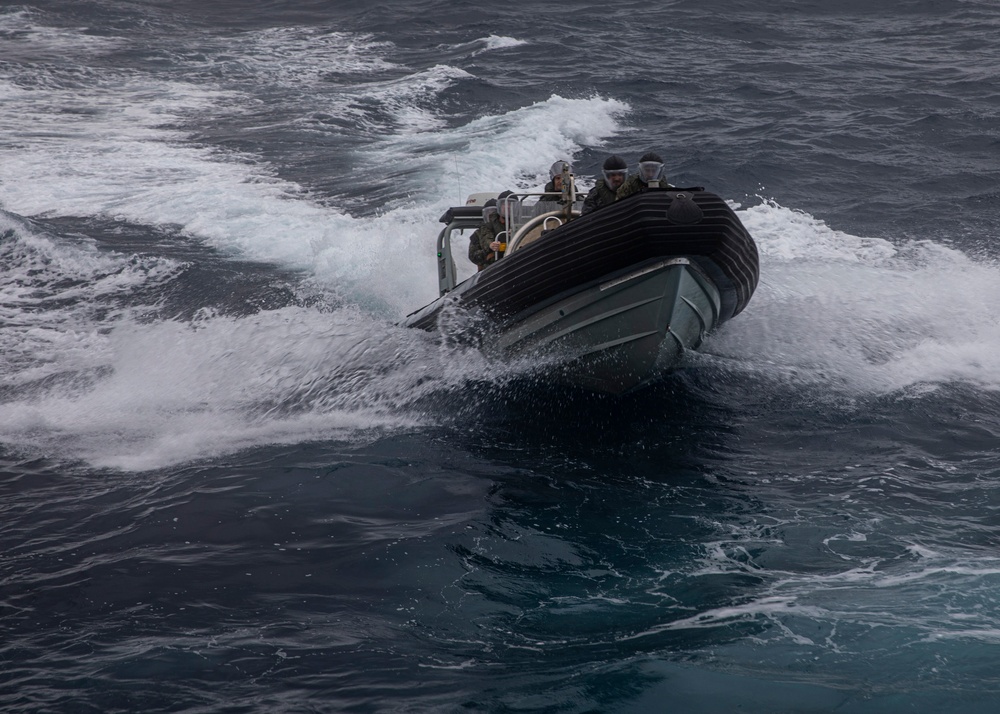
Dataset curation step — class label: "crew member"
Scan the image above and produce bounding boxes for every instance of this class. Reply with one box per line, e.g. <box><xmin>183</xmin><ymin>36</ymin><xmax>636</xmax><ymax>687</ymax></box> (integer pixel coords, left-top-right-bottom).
<box><xmin>582</xmin><ymin>155</ymin><xmax>628</xmax><ymax>214</ymax></box>
<box><xmin>468</xmin><ymin>192</ymin><xmax>512</xmax><ymax>270</ymax></box>
<box><xmin>540</xmin><ymin>160</ymin><xmax>571</xmax><ymax>199</ymax></box>
<box><xmin>616</xmin><ymin>152</ymin><xmax>674</xmax><ymax>200</ymax></box>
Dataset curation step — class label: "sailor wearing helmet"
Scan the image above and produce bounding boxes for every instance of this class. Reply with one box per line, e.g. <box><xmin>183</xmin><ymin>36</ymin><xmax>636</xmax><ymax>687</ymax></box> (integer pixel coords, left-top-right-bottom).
<box><xmin>540</xmin><ymin>159</ymin><xmax>572</xmax><ymax>197</ymax></box>
<box><xmin>468</xmin><ymin>191</ymin><xmax>514</xmax><ymax>270</ymax></box>
<box><xmin>582</xmin><ymin>154</ymin><xmax>628</xmax><ymax>215</ymax></box>
<box><xmin>616</xmin><ymin>152</ymin><xmax>675</xmax><ymax>200</ymax></box>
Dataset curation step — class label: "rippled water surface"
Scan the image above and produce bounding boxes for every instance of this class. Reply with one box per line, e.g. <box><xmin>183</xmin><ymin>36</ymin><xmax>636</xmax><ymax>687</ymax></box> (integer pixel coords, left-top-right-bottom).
<box><xmin>2</xmin><ymin>1</ymin><xmax>1000</xmax><ymax>711</ymax></box>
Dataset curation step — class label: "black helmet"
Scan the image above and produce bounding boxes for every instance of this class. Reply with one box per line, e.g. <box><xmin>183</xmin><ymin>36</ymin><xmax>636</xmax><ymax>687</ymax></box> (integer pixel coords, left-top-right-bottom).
<box><xmin>602</xmin><ymin>154</ymin><xmax>629</xmax><ymax>189</ymax></box>
<box><xmin>638</xmin><ymin>152</ymin><xmax>665</xmax><ymax>182</ymax></box>
<box><xmin>481</xmin><ymin>198</ymin><xmax>498</xmax><ymax>221</ymax></box>
<box><xmin>602</xmin><ymin>155</ymin><xmax>627</xmax><ymax>171</ymax></box>
<box><xmin>496</xmin><ymin>190</ymin><xmax>517</xmax><ymax>217</ymax></box>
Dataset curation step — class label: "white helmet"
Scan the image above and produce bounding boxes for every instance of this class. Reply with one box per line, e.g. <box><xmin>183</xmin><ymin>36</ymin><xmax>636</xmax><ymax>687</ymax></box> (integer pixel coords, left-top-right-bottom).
<box><xmin>549</xmin><ymin>160</ymin><xmax>571</xmax><ymax>178</ymax></box>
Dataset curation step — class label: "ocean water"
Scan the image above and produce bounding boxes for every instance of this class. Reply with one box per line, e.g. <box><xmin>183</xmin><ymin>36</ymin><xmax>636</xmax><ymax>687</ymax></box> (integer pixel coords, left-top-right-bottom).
<box><xmin>2</xmin><ymin>1</ymin><xmax>1000</xmax><ymax>711</ymax></box>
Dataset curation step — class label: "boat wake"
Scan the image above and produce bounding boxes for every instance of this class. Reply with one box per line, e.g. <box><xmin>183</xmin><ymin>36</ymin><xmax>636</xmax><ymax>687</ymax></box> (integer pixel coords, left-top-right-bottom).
<box><xmin>4</xmin><ymin>192</ymin><xmax>999</xmax><ymax>471</ymax></box>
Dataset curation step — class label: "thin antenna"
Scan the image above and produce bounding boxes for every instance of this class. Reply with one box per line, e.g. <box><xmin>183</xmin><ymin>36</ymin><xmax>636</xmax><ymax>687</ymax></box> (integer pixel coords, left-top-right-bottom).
<box><xmin>454</xmin><ymin>157</ymin><xmax>462</xmax><ymax>205</ymax></box>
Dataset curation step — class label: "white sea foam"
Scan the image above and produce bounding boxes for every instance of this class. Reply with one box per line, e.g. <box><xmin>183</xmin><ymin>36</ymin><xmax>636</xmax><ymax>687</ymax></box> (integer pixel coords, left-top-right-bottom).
<box><xmin>146</xmin><ymin>26</ymin><xmax>398</xmax><ymax>87</ymax></box>
<box><xmin>0</xmin><ymin>306</ymin><xmax>492</xmax><ymax>471</ymax></box>
<box><xmin>339</xmin><ymin>64</ymin><xmax>473</xmax><ymax>134</ymax></box>
<box><xmin>444</xmin><ymin>35</ymin><xmax>528</xmax><ymax>58</ymax></box>
<box><xmin>620</xmin><ymin>595</ymin><xmax>832</xmax><ymax>641</ymax></box>
<box><xmin>239</xmin><ymin>27</ymin><xmax>398</xmax><ymax>80</ymax></box>
<box><xmin>0</xmin><ymin>214</ymin><xmax>182</xmax><ymax>390</ymax></box>
<box><xmin>370</xmin><ymin>94</ymin><xmax>630</xmax><ymax>204</ymax></box>
<box><xmin>0</xmin><ymin>7</ymin><xmax>124</xmax><ymax>56</ymax></box>
<box><xmin>481</xmin><ymin>35</ymin><xmax>529</xmax><ymax>52</ymax></box>
<box><xmin>0</xmin><ymin>215</ymin><xmax>512</xmax><ymax>469</ymax></box>
<box><xmin>712</xmin><ymin>200</ymin><xmax>1000</xmax><ymax>395</ymax></box>
<box><xmin>650</xmin><ymin>515</ymin><xmax>1000</xmax><ymax>651</ymax></box>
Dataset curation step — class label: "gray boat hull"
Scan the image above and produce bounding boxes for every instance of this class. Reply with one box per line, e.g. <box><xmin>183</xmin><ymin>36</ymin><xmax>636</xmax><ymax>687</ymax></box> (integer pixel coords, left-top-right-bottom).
<box><xmin>493</xmin><ymin>257</ymin><xmax>720</xmax><ymax>394</ymax></box>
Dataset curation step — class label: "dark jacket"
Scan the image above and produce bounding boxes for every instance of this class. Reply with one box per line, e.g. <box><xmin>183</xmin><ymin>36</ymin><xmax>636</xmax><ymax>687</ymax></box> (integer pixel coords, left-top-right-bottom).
<box><xmin>581</xmin><ymin>180</ymin><xmax>618</xmax><ymax>215</ymax></box>
<box><xmin>536</xmin><ymin>178</ymin><xmax>563</xmax><ymax>203</ymax></box>
<box><xmin>616</xmin><ymin>174</ymin><xmax>674</xmax><ymax>200</ymax></box>
<box><xmin>468</xmin><ymin>215</ymin><xmax>507</xmax><ymax>269</ymax></box>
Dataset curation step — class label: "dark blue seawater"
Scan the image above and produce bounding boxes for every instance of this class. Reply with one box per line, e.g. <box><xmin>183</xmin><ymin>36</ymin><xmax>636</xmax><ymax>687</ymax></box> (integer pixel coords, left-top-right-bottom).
<box><xmin>2</xmin><ymin>1</ymin><xmax>1000</xmax><ymax>711</ymax></box>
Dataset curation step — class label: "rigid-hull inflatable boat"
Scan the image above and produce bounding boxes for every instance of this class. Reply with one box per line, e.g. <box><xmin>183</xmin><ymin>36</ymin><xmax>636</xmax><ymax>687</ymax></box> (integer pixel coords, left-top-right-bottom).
<box><xmin>404</xmin><ymin>186</ymin><xmax>759</xmax><ymax>394</ymax></box>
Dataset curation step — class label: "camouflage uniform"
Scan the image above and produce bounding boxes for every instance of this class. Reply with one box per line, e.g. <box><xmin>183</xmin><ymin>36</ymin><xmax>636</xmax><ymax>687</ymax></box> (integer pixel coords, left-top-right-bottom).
<box><xmin>616</xmin><ymin>174</ymin><xmax>674</xmax><ymax>200</ymax></box>
<box><xmin>468</xmin><ymin>214</ymin><xmax>507</xmax><ymax>270</ymax></box>
<box><xmin>581</xmin><ymin>180</ymin><xmax>618</xmax><ymax>215</ymax></box>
